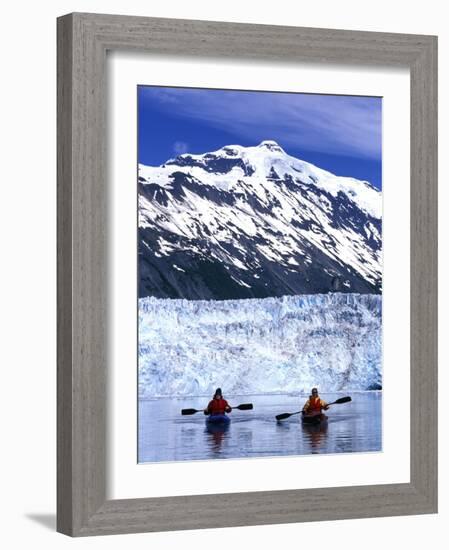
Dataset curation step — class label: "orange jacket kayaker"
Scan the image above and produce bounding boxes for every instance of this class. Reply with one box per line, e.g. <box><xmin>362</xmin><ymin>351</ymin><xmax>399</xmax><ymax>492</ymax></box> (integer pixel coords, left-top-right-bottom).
<box><xmin>302</xmin><ymin>388</ymin><xmax>329</xmax><ymax>414</ymax></box>
<box><xmin>205</xmin><ymin>388</ymin><xmax>232</xmax><ymax>416</ymax></box>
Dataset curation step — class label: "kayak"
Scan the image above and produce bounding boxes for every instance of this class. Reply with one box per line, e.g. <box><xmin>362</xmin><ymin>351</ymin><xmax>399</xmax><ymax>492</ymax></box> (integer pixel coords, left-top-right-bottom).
<box><xmin>206</xmin><ymin>414</ymin><xmax>231</xmax><ymax>426</ymax></box>
<box><xmin>301</xmin><ymin>413</ymin><xmax>328</xmax><ymax>425</ymax></box>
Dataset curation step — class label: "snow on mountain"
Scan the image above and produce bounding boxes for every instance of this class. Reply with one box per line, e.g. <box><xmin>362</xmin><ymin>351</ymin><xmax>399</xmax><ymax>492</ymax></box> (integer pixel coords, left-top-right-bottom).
<box><xmin>138</xmin><ymin>141</ymin><xmax>382</xmax><ymax>299</ymax></box>
<box><xmin>138</xmin><ymin>293</ymin><xmax>382</xmax><ymax>398</ymax></box>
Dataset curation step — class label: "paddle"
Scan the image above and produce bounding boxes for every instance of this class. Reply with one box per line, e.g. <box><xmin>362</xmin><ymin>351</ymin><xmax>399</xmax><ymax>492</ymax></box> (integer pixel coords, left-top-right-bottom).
<box><xmin>275</xmin><ymin>396</ymin><xmax>352</xmax><ymax>421</ymax></box>
<box><xmin>181</xmin><ymin>403</ymin><xmax>253</xmax><ymax>415</ymax></box>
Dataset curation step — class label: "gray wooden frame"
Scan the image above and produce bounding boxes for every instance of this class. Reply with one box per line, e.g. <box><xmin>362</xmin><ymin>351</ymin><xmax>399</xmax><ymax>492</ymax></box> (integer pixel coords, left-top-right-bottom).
<box><xmin>57</xmin><ymin>12</ymin><xmax>438</xmax><ymax>537</ymax></box>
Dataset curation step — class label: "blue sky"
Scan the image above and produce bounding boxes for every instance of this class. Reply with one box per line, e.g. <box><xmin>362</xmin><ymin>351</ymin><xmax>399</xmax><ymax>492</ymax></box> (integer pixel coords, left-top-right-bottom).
<box><xmin>138</xmin><ymin>86</ymin><xmax>382</xmax><ymax>189</ymax></box>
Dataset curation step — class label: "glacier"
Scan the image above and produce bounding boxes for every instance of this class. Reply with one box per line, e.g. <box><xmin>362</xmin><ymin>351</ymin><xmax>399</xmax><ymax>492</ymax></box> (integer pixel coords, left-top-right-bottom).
<box><xmin>138</xmin><ymin>293</ymin><xmax>382</xmax><ymax>398</ymax></box>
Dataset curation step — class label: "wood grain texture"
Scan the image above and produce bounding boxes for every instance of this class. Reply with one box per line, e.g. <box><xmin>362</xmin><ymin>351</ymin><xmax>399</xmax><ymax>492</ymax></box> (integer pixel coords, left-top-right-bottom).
<box><xmin>57</xmin><ymin>13</ymin><xmax>74</xmax><ymax>536</ymax></box>
<box><xmin>410</xmin><ymin>37</ymin><xmax>438</xmax><ymax>507</ymax></box>
<box><xmin>57</xmin><ymin>12</ymin><xmax>438</xmax><ymax>536</ymax></box>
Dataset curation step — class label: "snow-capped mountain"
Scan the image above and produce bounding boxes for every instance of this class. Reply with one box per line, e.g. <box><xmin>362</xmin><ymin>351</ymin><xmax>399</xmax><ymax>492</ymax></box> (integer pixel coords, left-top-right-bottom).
<box><xmin>138</xmin><ymin>140</ymin><xmax>382</xmax><ymax>299</ymax></box>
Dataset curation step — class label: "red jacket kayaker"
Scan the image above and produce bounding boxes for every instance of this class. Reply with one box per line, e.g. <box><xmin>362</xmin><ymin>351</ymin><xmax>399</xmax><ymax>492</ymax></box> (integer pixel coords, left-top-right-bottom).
<box><xmin>205</xmin><ymin>388</ymin><xmax>232</xmax><ymax>416</ymax></box>
<box><xmin>302</xmin><ymin>388</ymin><xmax>329</xmax><ymax>415</ymax></box>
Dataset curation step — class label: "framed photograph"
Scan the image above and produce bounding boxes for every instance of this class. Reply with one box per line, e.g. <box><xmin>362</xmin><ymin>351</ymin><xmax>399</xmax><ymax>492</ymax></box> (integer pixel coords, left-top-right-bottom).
<box><xmin>57</xmin><ymin>13</ymin><xmax>437</xmax><ymax>536</ymax></box>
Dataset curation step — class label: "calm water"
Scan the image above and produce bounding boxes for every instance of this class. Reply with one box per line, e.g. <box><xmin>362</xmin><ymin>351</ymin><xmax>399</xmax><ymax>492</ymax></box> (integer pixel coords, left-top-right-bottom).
<box><xmin>138</xmin><ymin>392</ymin><xmax>382</xmax><ymax>463</ymax></box>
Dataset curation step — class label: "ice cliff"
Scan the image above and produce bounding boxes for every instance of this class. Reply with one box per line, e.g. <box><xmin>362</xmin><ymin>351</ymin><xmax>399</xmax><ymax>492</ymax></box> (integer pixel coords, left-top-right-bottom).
<box><xmin>138</xmin><ymin>293</ymin><xmax>382</xmax><ymax>398</ymax></box>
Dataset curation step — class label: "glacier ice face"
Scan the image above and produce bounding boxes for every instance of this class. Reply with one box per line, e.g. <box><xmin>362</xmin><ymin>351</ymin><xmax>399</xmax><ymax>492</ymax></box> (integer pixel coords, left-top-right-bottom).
<box><xmin>138</xmin><ymin>293</ymin><xmax>382</xmax><ymax>398</ymax></box>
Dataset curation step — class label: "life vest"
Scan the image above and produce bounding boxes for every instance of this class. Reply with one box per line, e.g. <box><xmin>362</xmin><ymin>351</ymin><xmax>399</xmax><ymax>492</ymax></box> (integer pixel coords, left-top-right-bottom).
<box><xmin>207</xmin><ymin>398</ymin><xmax>230</xmax><ymax>415</ymax></box>
<box><xmin>308</xmin><ymin>396</ymin><xmax>323</xmax><ymax>412</ymax></box>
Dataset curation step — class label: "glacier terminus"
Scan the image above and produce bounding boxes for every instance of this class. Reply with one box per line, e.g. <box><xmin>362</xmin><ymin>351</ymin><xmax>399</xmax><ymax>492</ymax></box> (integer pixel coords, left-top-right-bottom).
<box><xmin>139</xmin><ymin>293</ymin><xmax>381</xmax><ymax>398</ymax></box>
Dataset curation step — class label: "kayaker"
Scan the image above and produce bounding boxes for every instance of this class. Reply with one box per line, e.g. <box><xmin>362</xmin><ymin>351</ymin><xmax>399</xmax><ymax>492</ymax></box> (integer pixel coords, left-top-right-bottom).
<box><xmin>302</xmin><ymin>388</ymin><xmax>329</xmax><ymax>415</ymax></box>
<box><xmin>204</xmin><ymin>388</ymin><xmax>232</xmax><ymax>416</ymax></box>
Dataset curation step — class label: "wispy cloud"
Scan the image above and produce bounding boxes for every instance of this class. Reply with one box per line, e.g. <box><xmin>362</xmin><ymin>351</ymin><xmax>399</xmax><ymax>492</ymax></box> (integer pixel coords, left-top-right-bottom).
<box><xmin>139</xmin><ymin>87</ymin><xmax>382</xmax><ymax>160</ymax></box>
<box><xmin>172</xmin><ymin>141</ymin><xmax>189</xmax><ymax>155</ymax></box>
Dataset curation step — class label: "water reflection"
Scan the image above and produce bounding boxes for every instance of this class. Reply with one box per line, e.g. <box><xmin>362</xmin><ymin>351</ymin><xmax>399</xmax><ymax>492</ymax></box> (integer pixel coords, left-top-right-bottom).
<box><xmin>205</xmin><ymin>422</ymin><xmax>230</xmax><ymax>454</ymax></box>
<box><xmin>139</xmin><ymin>392</ymin><xmax>382</xmax><ymax>463</ymax></box>
<box><xmin>302</xmin><ymin>422</ymin><xmax>329</xmax><ymax>453</ymax></box>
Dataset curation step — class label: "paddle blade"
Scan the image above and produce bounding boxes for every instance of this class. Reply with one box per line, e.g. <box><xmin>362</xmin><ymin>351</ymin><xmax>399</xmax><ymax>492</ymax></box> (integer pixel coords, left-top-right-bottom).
<box><xmin>181</xmin><ymin>408</ymin><xmax>199</xmax><ymax>415</ymax></box>
<box><xmin>236</xmin><ymin>403</ymin><xmax>253</xmax><ymax>410</ymax></box>
<box><xmin>275</xmin><ymin>413</ymin><xmax>292</xmax><ymax>421</ymax></box>
<box><xmin>334</xmin><ymin>396</ymin><xmax>352</xmax><ymax>404</ymax></box>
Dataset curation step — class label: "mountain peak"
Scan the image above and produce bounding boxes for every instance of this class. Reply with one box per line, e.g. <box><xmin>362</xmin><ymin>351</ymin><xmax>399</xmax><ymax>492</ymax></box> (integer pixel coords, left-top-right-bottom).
<box><xmin>257</xmin><ymin>140</ymin><xmax>285</xmax><ymax>153</ymax></box>
<box><xmin>138</xmin><ymin>140</ymin><xmax>382</xmax><ymax>299</ymax></box>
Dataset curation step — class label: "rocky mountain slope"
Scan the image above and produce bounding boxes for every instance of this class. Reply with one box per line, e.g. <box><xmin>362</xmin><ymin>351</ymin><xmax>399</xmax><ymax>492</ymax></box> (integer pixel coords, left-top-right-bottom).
<box><xmin>138</xmin><ymin>140</ymin><xmax>382</xmax><ymax>299</ymax></box>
